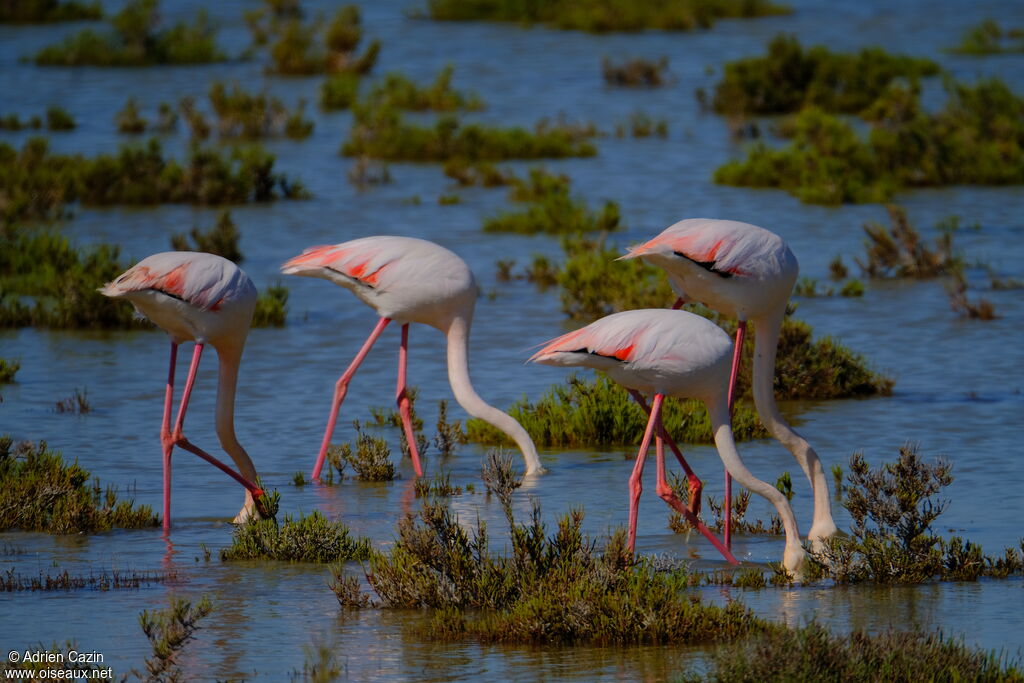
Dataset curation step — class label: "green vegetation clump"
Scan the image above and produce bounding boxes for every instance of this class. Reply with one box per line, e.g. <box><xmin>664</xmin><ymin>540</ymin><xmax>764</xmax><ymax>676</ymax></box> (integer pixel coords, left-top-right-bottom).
<box><xmin>715</xmin><ymin>78</ymin><xmax>1024</xmax><ymax>204</ymax></box>
<box><xmin>949</xmin><ymin>19</ymin><xmax>1024</xmax><ymax>55</ymax></box>
<box><xmin>1</xmin><ymin>567</ymin><xmax>177</xmax><ymax>592</ymax></box>
<box><xmin>433</xmin><ymin>399</ymin><xmax>467</xmax><ymax>457</ymax></box>
<box><xmin>812</xmin><ymin>445</ymin><xmax>1024</xmax><ymax>583</ymax></box>
<box><xmin>259</xmin><ymin>4</ymin><xmax>380</xmax><ymax>75</ymax></box>
<box><xmin>367</xmin><ymin>499</ymin><xmax>763</xmax><ymax>644</ymax></box>
<box><xmin>614</xmin><ymin>111</ymin><xmax>668</xmax><ymax>138</ymax></box>
<box><xmin>220</xmin><ymin>510</ymin><xmax>372</xmax><ymax>562</ymax></box>
<box><xmin>466</xmin><ymin>373</ymin><xmax>768</xmax><ymax>448</ymax></box>
<box><xmin>0</xmin><ymin>137</ymin><xmax>307</xmax><ymax>225</ymax></box>
<box><xmin>686</xmin><ymin>621</ymin><xmax>1024</xmax><ymax>682</ymax></box>
<box><xmin>252</xmin><ymin>283</ymin><xmax>289</xmax><ymax>328</ymax></box>
<box><xmin>483</xmin><ymin>168</ymin><xmax>621</xmax><ymax>235</ymax></box>
<box><xmin>329</xmin><ymin>422</ymin><xmax>395</xmax><ymax>481</ymax></box>
<box><xmin>206</xmin><ymin>82</ymin><xmax>314</xmax><ymax>140</ymax></box>
<box><xmin>443</xmin><ymin>159</ymin><xmax>513</xmax><ymax>186</ymax></box>
<box><xmin>0</xmin><ymin>0</ymin><xmax>100</xmax><ymax>22</ymax></box>
<box><xmin>342</xmin><ymin>105</ymin><xmax>598</xmax><ymax>161</ymax></box>
<box><xmin>413</xmin><ymin>470</ymin><xmax>462</xmax><ymax>498</ymax></box>
<box><xmin>367</xmin><ymin>65</ymin><xmax>483</xmax><ymax>111</ymax></box>
<box><xmin>115</xmin><ymin>98</ymin><xmax>147</xmax><ymax>134</ymax></box>
<box><xmin>0</xmin><ymin>435</ymin><xmax>159</xmax><ymax>533</ymax></box>
<box><xmin>0</xmin><ymin>230</ymin><xmax>140</xmax><ymax>328</ymax></box>
<box><xmin>33</xmin><ymin>0</ymin><xmax>224</xmax><ymax>66</ymax></box>
<box><xmin>321</xmin><ymin>72</ymin><xmax>361</xmax><ymax>110</ymax></box>
<box><xmin>55</xmin><ymin>387</ymin><xmax>91</xmax><ymax>414</ymax></box>
<box><xmin>135</xmin><ymin>597</ymin><xmax>212</xmax><ymax>682</ymax></box>
<box><xmin>424</xmin><ymin>0</ymin><xmax>790</xmax><ymax>33</ymax></box>
<box><xmin>170</xmin><ymin>210</ymin><xmax>242</xmax><ymax>263</ymax></box>
<box><xmin>602</xmin><ymin>56</ymin><xmax>668</xmax><ymax>86</ymax></box>
<box><xmin>0</xmin><ymin>359</ymin><xmax>20</xmax><ymax>383</ymax></box>
<box><xmin>712</xmin><ymin>34</ymin><xmax>939</xmax><ymax>116</ymax></box>
<box><xmin>947</xmin><ymin>272</ymin><xmax>998</xmax><ymax>321</ymax></box>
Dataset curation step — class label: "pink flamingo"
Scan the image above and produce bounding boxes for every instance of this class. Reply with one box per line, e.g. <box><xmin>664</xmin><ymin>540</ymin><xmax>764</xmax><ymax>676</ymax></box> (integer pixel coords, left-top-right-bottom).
<box><xmin>622</xmin><ymin>218</ymin><xmax>837</xmax><ymax>547</ymax></box>
<box><xmin>101</xmin><ymin>252</ymin><xmax>265</xmax><ymax>531</ymax></box>
<box><xmin>281</xmin><ymin>236</ymin><xmax>543</xmax><ymax>480</ymax></box>
<box><xmin>530</xmin><ymin>308</ymin><xmax>807</xmax><ymax>574</ymax></box>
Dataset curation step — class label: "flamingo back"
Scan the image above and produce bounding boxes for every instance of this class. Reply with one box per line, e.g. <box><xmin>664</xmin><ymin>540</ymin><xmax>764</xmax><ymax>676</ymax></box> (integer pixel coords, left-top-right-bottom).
<box><xmin>281</xmin><ymin>236</ymin><xmax>476</xmax><ymax>329</ymax></box>
<box><xmin>530</xmin><ymin>309</ymin><xmax>732</xmax><ymax>399</ymax></box>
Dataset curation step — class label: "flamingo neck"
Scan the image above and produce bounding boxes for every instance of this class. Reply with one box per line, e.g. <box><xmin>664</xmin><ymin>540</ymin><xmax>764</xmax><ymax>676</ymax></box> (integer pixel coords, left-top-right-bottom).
<box><xmin>750</xmin><ymin>308</ymin><xmax>831</xmax><ymax>521</ymax></box>
<box><xmin>445</xmin><ymin>315</ymin><xmax>543</xmax><ymax>475</ymax></box>
<box><xmin>213</xmin><ymin>343</ymin><xmax>258</xmax><ymax>486</ymax></box>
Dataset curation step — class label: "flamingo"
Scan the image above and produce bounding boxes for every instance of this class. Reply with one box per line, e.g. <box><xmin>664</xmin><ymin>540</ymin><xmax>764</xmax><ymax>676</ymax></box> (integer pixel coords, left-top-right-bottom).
<box><xmin>530</xmin><ymin>308</ymin><xmax>807</xmax><ymax>574</ymax></box>
<box><xmin>281</xmin><ymin>236</ymin><xmax>543</xmax><ymax>480</ymax></box>
<box><xmin>100</xmin><ymin>252</ymin><xmax>265</xmax><ymax>531</ymax></box>
<box><xmin>622</xmin><ymin>218</ymin><xmax>838</xmax><ymax>547</ymax></box>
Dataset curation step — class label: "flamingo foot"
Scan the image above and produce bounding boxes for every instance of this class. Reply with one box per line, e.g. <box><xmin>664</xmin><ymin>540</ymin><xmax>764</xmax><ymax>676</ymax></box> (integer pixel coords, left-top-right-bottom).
<box><xmin>783</xmin><ymin>541</ymin><xmax>809</xmax><ymax>580</ymax></box>
<box><xmin>687</xmin><ymin>476</ymin><xmax>703</xmax><ymax>517</ymax></box>
<box><xmin>807</xmin><ymin>519</ymin><xmax>840</xmax><ymax>552</ymax></box>
<box><xmin>233</xmin><ymin>492</ymin><xmax>262</xmax><ymax>524</ymax></box>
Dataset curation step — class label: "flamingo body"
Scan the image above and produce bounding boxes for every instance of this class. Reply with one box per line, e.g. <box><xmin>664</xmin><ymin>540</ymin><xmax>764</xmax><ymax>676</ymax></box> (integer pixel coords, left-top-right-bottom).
<box><xmin>625</xmin><ymin>219</ymin><xmax>837</xmax><ymax>546</ymax></box>
<box><xmin>531</xmin><ymin>309</ymin><xmax>807</xmax><ymax>574</ymax></box>
<box><xmin>623</xmin><ymin>218</ymin><xmax>797</xmax><ymax>320</ymax></box>
<box><xmin>282</xmin><ymin>236</ymin><xmax>543</xmax><ymax>477</ymax></box>
<box><xmin>101</xmin><ymin>251</ymin><xmax>262</xmax><ymax>528</ymax></box>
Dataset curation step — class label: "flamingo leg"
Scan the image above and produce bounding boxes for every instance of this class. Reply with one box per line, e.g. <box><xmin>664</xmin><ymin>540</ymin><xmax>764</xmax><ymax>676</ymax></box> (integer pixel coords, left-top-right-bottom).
<box><xmin>654</xmin><ymin>427</ymin><xmax>739</xmax><ymax>565</ymax></box>
<box><xmin>159</xmin><ymin>342</ymin><xmax>179</xmax><ymax>532</ymax></box>
<box><xmin>724</xmin><ymin>321</ymin><xmax>747</xmax><ymax>550</ymax></box>
<box><xmin>628</xmin><ymin>393</ymin><xmax>664</xmax><ymax>553</ymax></box>
<box><xmin>627</xmin><ymin>389</ymin><xmax>702</xmax><ymax>516</ymax></box>
<box><xmin>395</xmin><ymin>323</ymin><xmax>424</xmax><ymax>477</ymax></box>
<box><xmin>171</xmin><ymin>343</ymin><xmax>203</xmax><ymax>440</ymax></box>
<box><xmin>312</xmin><ymin>317</ymin><xmax>392</xmax><ymax>481</ymax></box>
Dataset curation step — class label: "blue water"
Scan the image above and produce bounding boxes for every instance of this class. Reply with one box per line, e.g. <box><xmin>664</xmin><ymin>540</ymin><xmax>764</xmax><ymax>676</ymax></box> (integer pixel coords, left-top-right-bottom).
<box><xmin>2</xmin><ymin>0</ymin><xmax>1024</xmax><ymax>679</ymax></box>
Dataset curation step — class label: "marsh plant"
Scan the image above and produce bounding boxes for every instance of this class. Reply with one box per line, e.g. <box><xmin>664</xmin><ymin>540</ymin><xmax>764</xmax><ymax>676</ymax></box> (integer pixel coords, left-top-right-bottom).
<box><xmin>424</xmin><ymin>0</ymin><xmax>790</xmax><ymax>33</ymax></box>
<box><xmin>857</xmin><ymin>205</ymin><xmax>960</xmax><ymax>279</ymax></box>
<box><xmin>715</xmin><ymin>77</ymin><xmax>1024</xmax><ymax>204</ymax></box>
<box><xmin>256</xmin><ymin>3</ymin><xmax>380</xmax><ymax>76</ymax></box>
<box><xmin>170</xmin><ymin>210</ymin><xmax>243</xmax><ymax>263</ymax></box>
<box><xmin>54</xmin><ymin>387</ymin><xmax>91</xmax><ymax>414</ymax></box>
<box><xmin>614</xmin><ymin>111</ymin><xmax>668</xmax><ymax>138</ymax></box>
<box><xmin>483</xmin><ymin>167</ymin><xmax>621</xmax><ymax>235</ymax></box>
<box><xmin>365</xmin><ymin>498</ymin><xmax>763</xmax><ymax>645</ymax></box>
<box><xmin>0</xmin><ymin>435</ymin><xmax>159</xmax><ymax>533</ymax></box>
<box><xmin>602</xmin><ymin>56</ymin><xmax>669</xmax><ymax>87</ymax></box>
<box><xmin>33</xmin><ymin>0</ymin><xmax>224</xmax><ymax>66</ymax></box>
<box><xmin>711</xmin><ymin>34</ymin><xmax>939</xmax><ymax>116</ymax></box>
<box><xmin>811</xmin><ymin>445</ymin><xmax>1023</xmax><ymax>584</ymax></box>
<box><xmin>0</xmin><ymin>358</ymin><xmax>20</xmax><ymax>383</ymax></box>
<box><xmin>207</xmin><ymin>81</ymin><xmax>314</xmax><ymax>140</ymax></box>
<box><xmin>684</xmin><ymin>621</ymin><xmax>1024</xmax><ymax>682</ymax></box>
<box><xmin>466</xmin><ymin>373</ymin><xmax>768</xmax><ymax>448</ymax></box>
<box><xmin>367</xmin><ymin>65</ymin><xmax>484</xmax><ymax>112</ymax></box>
<box><xmin>0</xmin><ymin>107</ymin><xmax>78</xmax><ymax>131</ymax></box>
<box><xmin>0</xmin><ymin>0</ymin><xmax>101</xmax><ymax>23</ymax></box>
<box><xmin>115</xmin><ymin>97</ymin><xmax>147</xmax><ymax>134</ymax></box>
<box><xmin>947</xmin><ymin>271</ymin><xmax>998</xmax><ymax>321</ymax></box>
<box><xmin>949</xmin><ymin>19</ymin><xmax>1024</xmax><ymax>55</ymax></box>
<box><xmin>221</xmin><ymin>510</ymin><xmax>371</xmax><ymax>562</ymax></box>
<box><xmin>320</xmin><ymin>72</ymin><xmax>361</xmax><ymax>110</ymax></box>
<box><xmin>329</xmin><ymin>421</ymin><xmax>395</xmax><ymax>481</ymax></box>
<box><xmin>433</xmin><ymin>399</ymin><xmax>467</xmax><ymax>457</ymax></box>
<box><xmin>1</xmin><ymin>567</ymin><xmax>179</xmax><ymax>592</ymax></box>
<box><xmin>443</xmin><ymin>159</ymin><xmax>513</xmax><ymax>187</ymax></box>
<box><xmin>413</xmin><ymin>470</ymin><xmax>462</xmax><ymax>499</ymax></box>
<box><xmin>134</xmin><ymin>596</ymin><xmax>213</xmax><ymax>682</ymax></box>
<box><xmin>252</xmin><ymin>283</ymin><xmax>290</xmax><ymax>327</ymax></box>
<box><xmin>342</xmin><ymin>105</ymin><xmax>598</xmax><ymax>161</ymax></box>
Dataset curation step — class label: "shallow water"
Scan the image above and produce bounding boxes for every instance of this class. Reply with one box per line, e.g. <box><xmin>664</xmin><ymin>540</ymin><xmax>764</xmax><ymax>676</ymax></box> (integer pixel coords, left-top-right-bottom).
<box><xmin>2</xmin><ymin>0</ymin><xmax>1024</xmax><ymax>679</ymax></box>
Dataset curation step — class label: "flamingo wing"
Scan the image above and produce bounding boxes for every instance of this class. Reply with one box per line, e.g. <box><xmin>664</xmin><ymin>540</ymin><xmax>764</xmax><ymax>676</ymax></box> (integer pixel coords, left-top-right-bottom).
<box><xmin>281</xmin><ymin>241</ymin><xmax>397</xmax><ymax>289</ymax></box>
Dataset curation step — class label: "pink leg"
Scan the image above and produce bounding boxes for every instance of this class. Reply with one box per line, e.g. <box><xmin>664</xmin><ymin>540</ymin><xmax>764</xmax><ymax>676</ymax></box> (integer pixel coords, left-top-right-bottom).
<box><xmin>311</xmin><ymin>317</ymin><xmax>392</xmax><ymax>481</ymax></box>
<box><xmin>175</xmin><ymin>438</ymin><xmax>263</xmax><ymax>497</ymax></box>
<box><xmin>171</xmin><ymin>343</ymin><xmax>204</xmax><ymax>440</ymax></box>
<box><xmin>672</xmin><ymin>297</ymin><xmax>686</xmax><ymax>310</ymax></box>
<box><xmin>654</xmin><ymin>429</ymin><xmax>738</xmax><ymax>565</ymax></box>
<box><xmin>628</xmin><ymin>394</ymin><xmax>664</xmax><ymax>553</ymax></box>
<box><xmin>395</xmin><ymin>323</ymin><xmax>423</xmax><ymax>477</ymax></box>
<box><xmin>160</xmin><ymin>342</ymin><xmax>179</xmax><ymax>533</ymax></box>
<box><xmin>724</xmin><ymin>321</ymin><xmax>747</xmax><ymax>550</ymax></box>
<box><xmin>628</xmin><ymin>389</ymin><xmax>702</xmax><ymax>516</ymax></box>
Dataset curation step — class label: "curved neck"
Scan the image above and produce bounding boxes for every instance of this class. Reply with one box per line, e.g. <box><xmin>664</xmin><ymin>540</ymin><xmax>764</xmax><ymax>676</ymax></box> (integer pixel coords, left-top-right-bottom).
<box><xmin>445</xmin><ymin>315</ymin><xmax>543</xmax><ymax>475</ymax></box>
<box><xmin>751</xmin><ymin>308</ymin><xmax>831</xmax><ymax>520</ymax></box>
<box><xmin>214</xmin><ymin>343</ymin><xmax>258</xmax><ymax>483</ymax></box>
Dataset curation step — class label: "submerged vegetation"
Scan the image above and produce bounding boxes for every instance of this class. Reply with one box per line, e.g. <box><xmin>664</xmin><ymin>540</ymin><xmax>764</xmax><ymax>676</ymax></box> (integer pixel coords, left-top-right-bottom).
<box><xmin>170</xmin><ymin>210</ymin><xmax>243</xmax><ymax>263</ymax></box>
<box><xmin>0</xmin><ymin>436</ymin><xmax>159</xmax><ymax>533</ymax></box>
<box><xmin>466</xmin><ymin>373</ymin><xmax>769</xmax><ymax>448</ymax></box>
<box><xmin>0</xmin><ymin>359</ymin><xmax>20</xmax><ymax>384</ymax></box>
<box><xmin>0</xmin><ymin>107</ymin><xmax>75</xmax><ymax>131</ymax></box>
<box><xmin>328</xmin><ymin>421</ymin><xmax>396</xmax><ymax>481</ymax></box>
<box><xmin>0</xmin><ymin>0</ymin><xmax>100</xmax><ymax>23</ymax></box>
<box><xmin>33</xmin><ymin>0</ymin><xmax>224</xmax><ymax>66</ymax></box>
<box><xmin>343</xmin><ymin>106</ymin><xmax>598</xmax><ymax>161</ymax></box>
<box><xmin>602</xmin><ymin>56</ymin><xmax>669</xmax><ymax>87</ymax></box>
<box><xmin>711</xmin><ymin>34</ymin><xmax>940</xmax><ymax>116</ymax></box>
<box><xmin>856</xmin><ymin>205</ymin><xmax>960</xmax><ymax>278</ymax></box>
<box><xmin>367</xmin><ymin>65</ymin><xmax>483</xmax><ymax>111</ymax></box>
<box><xmin>1</xmin><ymin>567</ymin><xmax>178</xmax><ymax>592</ymax></box>
<box><xmin>715</xmin><ymin>77</ymin><xmax>1024</xmax><ymax>204</ymax></box>
<box><xmin>423</xmin><ymin>0</ymin><xmax>790</xmax><ymax>33</ymax></box>
<box><xmin>255</xmin><ymin>3</ymin><xmax>380</xmax><ymax>75</ymax></box>
<box><xmin>220</xmin><ymin>510</ymin><xmax>372</xmax><ymax>562</ymax></box>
